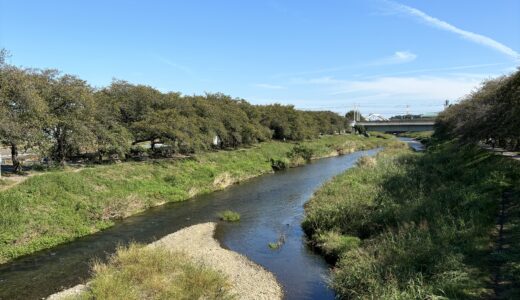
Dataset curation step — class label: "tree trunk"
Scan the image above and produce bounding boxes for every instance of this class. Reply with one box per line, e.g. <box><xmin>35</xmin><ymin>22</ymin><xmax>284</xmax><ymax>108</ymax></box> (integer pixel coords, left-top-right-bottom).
<box><xmin>55</xmin><ymin>128</ymin><xmax>66</xmax><ymax>166</ymax></box>
<box><xmin>11</xmin><ymin>143</ymin><xmax>21</xmax><ymax>173</ymax></box>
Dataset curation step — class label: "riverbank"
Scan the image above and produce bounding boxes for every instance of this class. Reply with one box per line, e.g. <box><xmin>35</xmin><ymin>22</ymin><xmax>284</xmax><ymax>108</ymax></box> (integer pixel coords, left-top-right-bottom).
<box><xmin>303</xmin><ymin>140</ymin><xmax>520</xmax><ymax>298</ymax></box>
<box><xmin>0</xmin><ymin>134</ymin><xmax>392</xmax><ymax>263</ymax></box>
<box><xmin>48</xmin><ymin>222</ymin><xmax>282</xmax><ymax>299</ymax></box>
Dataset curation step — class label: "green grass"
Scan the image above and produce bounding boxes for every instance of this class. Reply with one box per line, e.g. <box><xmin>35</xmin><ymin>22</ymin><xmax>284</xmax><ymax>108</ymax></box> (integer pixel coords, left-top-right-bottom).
<box><xmin>0</xmin><ymin>134</ymin><xmax>392</xmax><ymax>263</ymax></box>
<box><xmin>303</xmin><ymin>140</ymin><xmax>520</xmax><ymax>299</ymax></box>
<box><xmin>399</xmin><ymin>131</ymin><xmax>434</xmax><ymax>145</ymax></box>
<box><xmin>0</xmin><ymin>178</ymin><xmax>13</xmax><ymax>186</ymax></box>
<box><xmin>312</xmin><ymin>231</ymin><xmax>360</xmax><ymax>260</ymax></box>
<box><xmin>69</xmin><ymin>243</ymin><xmax>233</xmax><ymax>300</ymax></box>
<box><xmin>268</xmin><ymin>242</ymin><xmax>280</xmax><ymax>249</ymax></box>
<box><xmin>218</xmin><ymin>210</ymin><xmax>241</xmax><ymax>222</ymax></box>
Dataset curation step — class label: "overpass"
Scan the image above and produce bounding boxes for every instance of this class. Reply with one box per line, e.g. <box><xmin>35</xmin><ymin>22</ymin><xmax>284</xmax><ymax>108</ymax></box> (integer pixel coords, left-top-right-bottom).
<box><xmin>355</xmin><ymin>120</ymin><xmax>434</xmax><ymax>132</ymax></box>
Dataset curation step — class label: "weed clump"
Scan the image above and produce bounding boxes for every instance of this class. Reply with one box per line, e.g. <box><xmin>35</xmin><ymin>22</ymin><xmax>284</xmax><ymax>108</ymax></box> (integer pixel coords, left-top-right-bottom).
<box><xmin>270</xmin><ymin>158</ymin><xmax>289</xmax><ymax>171</ymax></box>
<box><xmin>218</xmin><ymin>210</ymin><xmax>241</xmax><ymax>222</ymax></box>
<box><xmin>268</xmin><ymin>233</ymin><xmax>286</xmax><ymax>250</ymax></box>
<box><xmin>356</xmin><ymin>156</ymin><xmax>376</xmax><ymax>168</ymax></box>
<box><xmin>314</xmin><ymin>231</ymin><xmax>360</xmax><ymax>260</ymax></box>
<box><xmin>82</xmin><ymin>243</ymin><xmax>233</xmax><ymax>299</ymax></box>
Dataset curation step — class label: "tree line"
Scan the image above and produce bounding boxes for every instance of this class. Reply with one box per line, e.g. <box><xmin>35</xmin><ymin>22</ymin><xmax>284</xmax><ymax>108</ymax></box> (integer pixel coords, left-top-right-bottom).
<box><xmin>435</xmin><ymin>69</ymin><xmax>519</xmax><ymax>150</ymax></box>
<box><xmin>0</xmin><ymin>51</ymin><xmax>348</xmax><ymax>172</ymax></box>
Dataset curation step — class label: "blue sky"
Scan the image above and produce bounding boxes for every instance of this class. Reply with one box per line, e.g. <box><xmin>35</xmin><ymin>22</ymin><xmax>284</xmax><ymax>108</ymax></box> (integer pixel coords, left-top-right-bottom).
<box><xmin>1</xmin><ymin>0</ymin><xmax>519</xmax><ymax>116</ymax></box>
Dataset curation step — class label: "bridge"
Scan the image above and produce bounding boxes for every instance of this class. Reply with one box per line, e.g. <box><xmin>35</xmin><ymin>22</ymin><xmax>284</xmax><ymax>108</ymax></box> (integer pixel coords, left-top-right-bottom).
<box><xmin>355</xmin><ymin>120</ymin><xmax>434</xmax><ymax>132</ymax></box>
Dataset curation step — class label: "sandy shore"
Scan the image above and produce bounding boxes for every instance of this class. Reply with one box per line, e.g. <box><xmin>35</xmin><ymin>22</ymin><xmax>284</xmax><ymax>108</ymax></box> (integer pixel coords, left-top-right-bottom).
<box><xmin>48</xmin><ymin>222</ymin><xmax>283</xmax><ymax>300</ymax></box>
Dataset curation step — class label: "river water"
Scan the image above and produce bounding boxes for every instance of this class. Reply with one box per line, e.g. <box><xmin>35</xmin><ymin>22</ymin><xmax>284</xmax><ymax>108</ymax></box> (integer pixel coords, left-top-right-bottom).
<box><xmin>0</xmin><ymin>148</ymin><xmax>380</xmax><ymax>300</ymax></box>
<box><xmin>398</xmin><ymin>137</ymin><xmax>426</xmax><ymax>151</ymax></box>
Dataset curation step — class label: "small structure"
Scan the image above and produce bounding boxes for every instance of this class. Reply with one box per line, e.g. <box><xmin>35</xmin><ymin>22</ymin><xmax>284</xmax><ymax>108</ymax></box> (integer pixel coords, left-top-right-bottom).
<box><xmin>212</xmin><ymin>135</ymin><xmax>222</xmax><ymax>147</ymax></box>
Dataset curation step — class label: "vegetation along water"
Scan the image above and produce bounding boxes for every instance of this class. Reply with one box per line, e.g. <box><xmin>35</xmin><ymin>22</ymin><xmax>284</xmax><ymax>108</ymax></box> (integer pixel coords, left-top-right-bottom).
<box><xmin>303</xmin><ymin>70</ymin><xmax>520</xmax><ymax>299</ymax></box>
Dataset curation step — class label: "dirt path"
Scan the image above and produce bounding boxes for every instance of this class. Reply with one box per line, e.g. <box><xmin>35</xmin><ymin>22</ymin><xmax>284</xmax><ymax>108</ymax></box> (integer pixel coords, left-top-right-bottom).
<box><xmin>48</xmin><ymin>223</ymin><xmax>283</xmax><ymax>300</ymax></box>
<box><xmin>480</xmin><ymin>143</ymin><xmax>520</xmax><ymax>161</ymax></box>
<box><xmin>479</xmin><ymin>144</ymin><xmax>520</xmax><ymax>298</ymax></box>
<box><xmin>491</xmin><ymin>190</ymin><xmax>513</xmax><ymax>299</ymax></box>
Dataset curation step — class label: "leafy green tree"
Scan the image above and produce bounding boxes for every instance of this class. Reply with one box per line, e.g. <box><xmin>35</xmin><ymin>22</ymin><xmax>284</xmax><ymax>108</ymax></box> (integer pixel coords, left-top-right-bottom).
<box><xmin>435</xmin><ymin>69</ymin><xmax>520</xmax><ymax>150</ymax></box>
<box><xmin>92</xmin><ymin>91</ymin><xmax>133</xmax><ymax>161</ymax></box>
<box><xmin>42</xmin><ymin>73</ymin><xmax>97</xmax><ymax>164</ymax></box>
<box><xmin>0</xmin><ymin>65</ymin><xmax>48</xmax><ymax>172</ymax></box>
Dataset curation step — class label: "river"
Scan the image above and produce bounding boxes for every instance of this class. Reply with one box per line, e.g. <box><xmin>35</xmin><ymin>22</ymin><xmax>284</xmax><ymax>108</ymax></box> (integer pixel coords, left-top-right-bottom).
<box><xmin>0</xmin><ymin>148</ymin><xmax>381</xmax><ymax>300</ymax></box>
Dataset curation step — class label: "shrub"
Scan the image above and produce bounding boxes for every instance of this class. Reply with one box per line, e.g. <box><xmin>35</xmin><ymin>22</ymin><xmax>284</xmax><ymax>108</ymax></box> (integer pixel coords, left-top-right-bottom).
<box><xmin>218</xmin><ymin>210</ymin><xmax>241</xmax><ymax>222</ymax></box>
<box><xmin>288</xmin><ymin>144</ymin><xmax>314</xmax><ymax>162</ymax></box>
<box><xmin>270</xmin><ymin>158</ymin><xmax>289</xmax><ymax>171</ymax></box>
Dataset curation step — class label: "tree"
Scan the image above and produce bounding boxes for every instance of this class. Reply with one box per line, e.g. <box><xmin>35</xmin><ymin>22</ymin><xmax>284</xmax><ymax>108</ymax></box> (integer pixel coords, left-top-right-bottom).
<box><xmin>92</xmin><ymin>91</ymin><xmax>133</xmax><ymax>161</ymax></box>
<box><xmin>42</xmin><ymin>73</ymin><xmax>97</xmax><ymax>164</ymax></box>
<box><xmin>132</xmin><ymin>108</ymin><xmax>203</xmax><ymax>155</ymax></box>
<box><xmin>0</xmin><ymin>65</ymin><xmax>48</xmax><ymax>172</ymax></box>
<box><xmin>435</xmin><ymin>69</ymin><xmax>520</xmax><ymax>150</ymax></box>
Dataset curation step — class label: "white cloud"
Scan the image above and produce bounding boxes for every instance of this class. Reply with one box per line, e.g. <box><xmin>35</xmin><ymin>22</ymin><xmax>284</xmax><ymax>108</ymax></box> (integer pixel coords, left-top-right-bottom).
<box><xmin>297</xmin><ymin>74</ymin><xmax>487</xmax><ymax>101</ymax></box>
<box><xmin>254</xmin><ymin>83</ymin><xmax>285</xmax><ymax>89</ymax></box>
<box><xmin>369</xmin><ymin>51</ymin><xmax>417</xmax><ymax>65</ymax></box>
<box><xmin>336</xmin><ymin>76</ymin><xmax>482</xmax><ymax>99</ymax></box>
<box><xmin>387</xmin><ymin>1</ymin><xmax>520</xmax><ymax>61</ymax></box>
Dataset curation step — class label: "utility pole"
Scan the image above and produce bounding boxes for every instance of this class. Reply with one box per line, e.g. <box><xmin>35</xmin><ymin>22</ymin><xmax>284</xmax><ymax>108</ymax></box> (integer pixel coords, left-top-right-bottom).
<box><xmin>0</xmin><ymin>153</ymin><xmax>2</xmax><ymax>178</ymax></box>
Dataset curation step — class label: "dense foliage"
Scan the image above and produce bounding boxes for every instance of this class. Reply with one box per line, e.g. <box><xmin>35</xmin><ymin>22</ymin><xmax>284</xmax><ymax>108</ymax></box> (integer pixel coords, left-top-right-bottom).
<box><xmin>435</xmin><ymin>69</ymin><xmax>520</xmax><ymax>150</ymax></box>
<box><xmin>304</xmin><ymin>142</ymin><xmax>520</xmax><ymax>299</ymax></box>
<box><xmin>0</xmin><ymin>51</ymin><xmax>348</xmax><ymax>170</ymax></box>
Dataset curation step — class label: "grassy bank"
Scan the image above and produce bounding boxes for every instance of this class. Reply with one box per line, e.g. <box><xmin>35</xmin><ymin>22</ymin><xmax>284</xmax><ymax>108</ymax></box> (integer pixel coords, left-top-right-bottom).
<box><xmin>398</xmin><ymin>131</ymin><xmax>434</xmax><ymax>145</ymax></box>
<box><xmin>303</xmin><ymin>140</ymin><xmax>520</xmax><ymax>299</ymax></box>
<box><xmin>0</xmin><ymin>134</ymin><xmax>390</xmax><ymax>263</ymax></box>
<box><xmin>68</xmin><ymin>243</ymin><xmax>233</xmax><ymax>300</ymax></box>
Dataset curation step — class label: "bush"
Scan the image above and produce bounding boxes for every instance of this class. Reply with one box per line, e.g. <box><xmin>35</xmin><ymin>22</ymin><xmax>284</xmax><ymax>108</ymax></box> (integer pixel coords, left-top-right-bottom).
<box><xmin>270</xmin><ymin>158</ymin><xmax>289</xmax><ymax>171</ymax></box>
<box><xmin>129</xmin><ymin>145</ymin><xmax>148</xmax><ymax>159</ymax></box>
<box><xmin>218</xmin><ymin>210</ymin><xmax>241</xmax><ymax>222</ymax></box>
<box><xmin>288</xmin><ymin>144</ymin><xmax>314</xmax><ymax>162</ymax></box>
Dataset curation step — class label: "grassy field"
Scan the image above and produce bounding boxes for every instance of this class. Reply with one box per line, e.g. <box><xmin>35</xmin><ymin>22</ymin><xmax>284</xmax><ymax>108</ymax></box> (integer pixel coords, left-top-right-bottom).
<box><xmin>70</xmin><ymin>243</ymin><xmax>233</xmax><ymax>300</ymax></box>
<box><xmin>303</xmin><ymin>140</ymin><xmax>520</xmax><ymax>299</ymax></box>
<box><xmin>0</xmin><ymin>134</ymin><xmax>391</xmax><ymax>263</ymax></box>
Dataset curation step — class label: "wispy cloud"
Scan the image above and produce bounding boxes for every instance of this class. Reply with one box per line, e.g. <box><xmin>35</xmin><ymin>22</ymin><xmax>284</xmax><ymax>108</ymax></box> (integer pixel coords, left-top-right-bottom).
<box><xmin>369</xmin><ymin>51</ymin><xmax>417</xmax><ymax>65</ymax></box>
<box><xmin>386</xmin><ymin>1</ymin><xmax>520</xmax><ymax>61</ymax></box>
<box><xmin>273</xmin><ymin>50</ymin><xmax>416</xmax><ymax>78</ymax></box>
<box><xmin>155</xmin><ymin>55</ymin><xmax>195</xmax><ymax>75</ymax></box>
<box><xmin>295</xmin><ymin>74</ymin><xmax>488</xmax><ymax>102</ymax></box>
<box><xmin>254</xmin><ymin>83</ymin><xmax>285</xmax><ymax>89</ymax></box>
<box><xmin>357</xmin><ymin>62</ymin><xmax>508</xmax><ymax>79</ymax></box>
